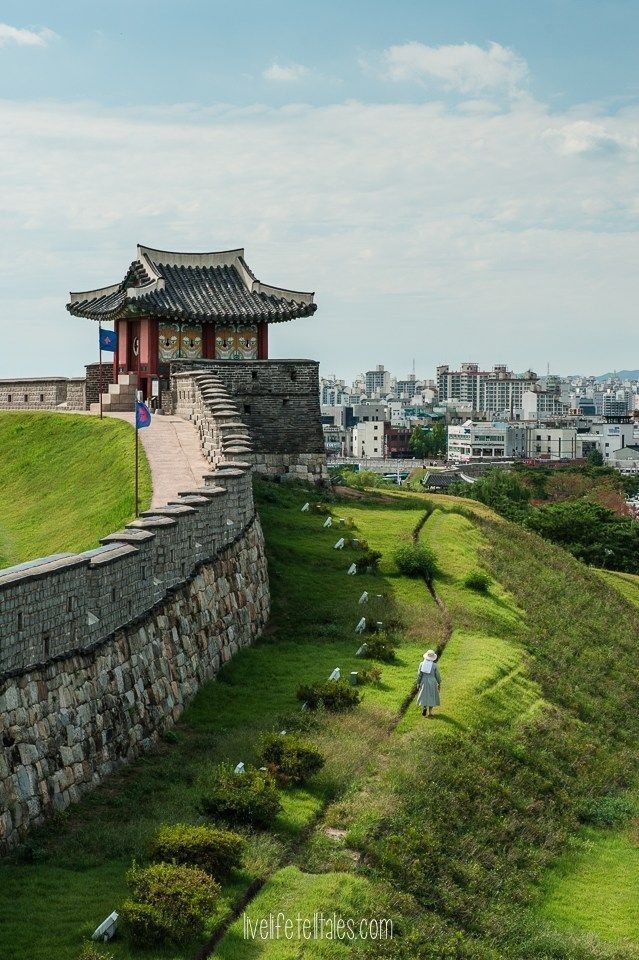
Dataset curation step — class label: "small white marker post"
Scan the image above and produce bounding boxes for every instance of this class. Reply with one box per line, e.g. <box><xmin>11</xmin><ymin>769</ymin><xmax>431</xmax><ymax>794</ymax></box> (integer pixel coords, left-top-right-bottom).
<box><xmin>347</xmin><ymin>563</ymin><xmax>357</xmax><ymax>575</ymax></box>
<box><xmin>358</xmin><ymin>591</ymin><xmax>369</xmax><ymax>604</ymax></box>
<box><xmin>356</xmin><ymin>642</ymin><xmax>369</xmax><ymax>657</ymax></box>
<box><xmin>301</xmin><ymin>502</ymin><xmax>310</xmax><ymax>512</ymax></box>
<box><xmin>234</xmin><ymin>762</ymin><xmax>245</xmax><ymax>774</ymax></box>
<box><xmin>334</xmin><ymin>538</ymin><xmax>345</xmax><ymax>550</ymax></box>
<box><xmin>323</xmin><ymin>516</ymin><xmax>333</xmax><ymax>528</ymax></box>
<box><xmin>355</xmin><ymin>617</ymin><xmax>366</xmax><ymax>634</ymax></box>
<box><xmin>92</xmin><ymin>911</ymin><xmax>119</xmax><ymax>943</ymax></box>
<box><xmin>328</xmin><ymin>667</ymin><xmax>341</xmax><ymax>681</ymax></box>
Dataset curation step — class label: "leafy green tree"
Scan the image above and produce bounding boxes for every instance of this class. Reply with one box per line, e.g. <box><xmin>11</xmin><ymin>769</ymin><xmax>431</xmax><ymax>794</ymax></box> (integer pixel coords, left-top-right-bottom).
<box><xmin>587</xmin><ymin>448</ymin><xmax>605</xmax><ymax>467</ymax></box>
<box><xmin>525</xmin><ymin>499</ymin><xmax>639</xmax><ymax>572</ymax></box>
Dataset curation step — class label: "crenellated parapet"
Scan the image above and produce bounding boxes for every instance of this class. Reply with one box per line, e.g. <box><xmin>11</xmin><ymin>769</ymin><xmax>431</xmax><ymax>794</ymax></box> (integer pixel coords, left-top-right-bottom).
<box><xmin>0</xmin><ymin>466</ymin><xmax>255</xmax><ymax>677</ymax></box>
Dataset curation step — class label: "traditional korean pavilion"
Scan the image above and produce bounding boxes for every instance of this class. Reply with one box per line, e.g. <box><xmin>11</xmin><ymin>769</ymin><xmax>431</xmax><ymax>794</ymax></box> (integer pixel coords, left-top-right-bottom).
<box><xmin>67</xmin><ymin>245</ymin><xmax>317</xmax><ymax>399</ymax></box>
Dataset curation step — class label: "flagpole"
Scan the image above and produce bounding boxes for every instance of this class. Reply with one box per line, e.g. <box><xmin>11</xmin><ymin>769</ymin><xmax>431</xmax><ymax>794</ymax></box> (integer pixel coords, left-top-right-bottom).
<box><xmin>135</xmin><ymin>397</ymin><xmax>139</xmax><ymax>518</ymax></box>
<box><xmin>98</xmin><ymin>323</ymin><xmax>103</xmax><ymax>420</ymax></box>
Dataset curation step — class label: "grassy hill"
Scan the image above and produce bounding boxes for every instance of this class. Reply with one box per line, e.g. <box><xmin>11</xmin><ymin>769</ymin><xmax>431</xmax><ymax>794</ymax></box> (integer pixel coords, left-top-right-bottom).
<box><xmin>0</xmin><ymin>480</ymin><xmax>637</xmax><ymax>960</ymax></box>
<box><xmin>0</xmin><ymin>413</ymin><xmax>151</xmax><ymax>568</ymax></box>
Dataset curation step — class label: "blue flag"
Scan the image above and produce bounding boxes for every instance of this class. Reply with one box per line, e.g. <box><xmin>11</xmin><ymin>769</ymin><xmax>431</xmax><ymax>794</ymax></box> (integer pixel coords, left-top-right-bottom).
<box><xmin>135</xmin><ymin>400</ymin><xmax>152</xmax><ymax>429</ymax></box>
<box><xmin>99</xmin><ymin>328</ymin><xmax>118</xmax><ymax>352</ymax></box>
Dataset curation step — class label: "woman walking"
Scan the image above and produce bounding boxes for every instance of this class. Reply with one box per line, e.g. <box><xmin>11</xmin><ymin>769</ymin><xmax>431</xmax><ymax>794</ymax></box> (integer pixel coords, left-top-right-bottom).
<box><xmin>417</xmin><ymin>650</ymin><xmax>441</xmax><ymax>718</ymax></box>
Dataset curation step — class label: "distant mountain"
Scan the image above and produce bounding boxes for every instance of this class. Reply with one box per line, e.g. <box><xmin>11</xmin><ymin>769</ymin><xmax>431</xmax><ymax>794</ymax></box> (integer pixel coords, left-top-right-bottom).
<box><xmin>596</xmin><ymin>370</ymin><xmax>639</xmax><ymax>381</ymax></box>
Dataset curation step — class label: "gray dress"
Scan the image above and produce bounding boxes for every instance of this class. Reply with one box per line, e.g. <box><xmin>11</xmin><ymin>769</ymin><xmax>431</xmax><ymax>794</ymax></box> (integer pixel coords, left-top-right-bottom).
<box><xmin>417</xmin><ymin>663</ymin><xmax>441</xmax><ymax>708</ymax></box>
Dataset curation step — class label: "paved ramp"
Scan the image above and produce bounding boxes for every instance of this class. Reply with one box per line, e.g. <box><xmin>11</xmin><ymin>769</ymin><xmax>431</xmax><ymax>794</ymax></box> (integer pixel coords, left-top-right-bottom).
<box><xmin>111</xmin><ymin>413</ymin><xmax>210</xmax><ymax>507</ymax></box>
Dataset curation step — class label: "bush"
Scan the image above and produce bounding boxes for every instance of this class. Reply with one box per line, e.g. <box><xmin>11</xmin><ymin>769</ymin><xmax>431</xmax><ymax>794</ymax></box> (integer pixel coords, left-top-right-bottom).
<box><xmin>355</xmin><ymin>548</ymin><xmax>383</xmax><ymax>573</ymax></box>
<box><xmin>296</xmin><ymin>679</ymin><xmax>362</xmax><ymax>712</ymax></box>
<box><xmin>394</xmin><ymin>543</ymin><xmax>439</xmax><ymax>581</ymax></box>
<box><xmin>123</xmin><ymin>861</ymin><xmax>219</xmax><ymax>944</ymax></box>
<box><xmin>150</xmin><ymin>823</ymin><xmax>245</xmax><ymax>877</ymax></box>
<box><xmin>120</xmin><ymin>900</ymin><xmax>173</xmax><ymax>946</ymax></box>
<box><xmin>258</xmin><ymin>732</ymin><xmax>325</xmax><ymax>785</ymax></box>
<box><xmin>358</xmin><ymin>666</ymin><xmax>383</xmax><ymax>686</ymax></box>
<box><xmin>463</xmin><ymin>570</ymin><xmax>491</xmax><ymax>593</ymax></box>
<box><xmin>363</xmin><ymin>635</ymin><xmax>399</xmax><ymax>663</ymax></box>
<box><xmin>580</xmin><ymin>793</ymin><xmax>636</xmax><ymax>827</ymax></box>
<box><xmin>199</xmin><ymin>762</ymin><xmax>281</xmax><ymax>827</ymax></box>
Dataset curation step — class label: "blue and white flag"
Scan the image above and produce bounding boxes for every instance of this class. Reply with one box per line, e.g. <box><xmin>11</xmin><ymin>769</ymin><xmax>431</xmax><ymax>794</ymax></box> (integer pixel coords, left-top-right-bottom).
<box><xmin>99</xmin><ymin>328</ymin><xmax>118</xmax><ymax>352</ymax></box>
<box><xmin>135</xmin><ymin>400</ymin><xmax>152</xmax><ymax>429</ymax></box>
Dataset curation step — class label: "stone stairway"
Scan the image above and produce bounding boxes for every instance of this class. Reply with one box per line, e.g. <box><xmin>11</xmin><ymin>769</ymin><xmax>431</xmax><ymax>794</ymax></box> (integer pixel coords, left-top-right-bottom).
<box><xmin>89</xmin><ymin>373</ymin><xmax>138</xmax><ymax>414</ymax></box>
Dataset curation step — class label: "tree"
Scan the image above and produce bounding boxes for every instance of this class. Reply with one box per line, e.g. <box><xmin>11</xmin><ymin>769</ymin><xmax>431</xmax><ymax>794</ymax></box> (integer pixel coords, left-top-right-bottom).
<box><xmin>525</xmin><ymin>499</ymin><xmax>639</xmax><ymax>573</ymax></box>
<box><xmin>466</xmin><ymin>468</ymin><xmax>531</xmax><ymax>520</ymax></box>
<box><xmin>409</xmin><ymin>426</ymin><xmax>430</xmax><ymax>459</ymax></box>
<box><xmin>587</xmin><ymin>449</ymin><xmax>604</xmax><ymax>467</ymax></box>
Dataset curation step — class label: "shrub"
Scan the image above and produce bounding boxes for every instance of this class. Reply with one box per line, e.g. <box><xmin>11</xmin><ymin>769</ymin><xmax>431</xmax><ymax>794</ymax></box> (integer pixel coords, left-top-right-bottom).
<box><xmin>355</xmin><ymin>548</ymin><xmax>383</xmax><ymax>573</ymax></box>
<box><xmin>312</xmin><ymin>501</ymin><xmax>332</xmax><ymax>514</ymax></box>
<box><xmin>258</xmin><ymin>732</ymin><xmax>325</xmax><ymax>785</ymax></box>
<box><xmin>199</xmin><ymin>762</ymin><xmax>281</xmax><ymax>827</ymax></box>
<box><xmin>150</xmin><ymin>823</ymin><xmax>245</xmax><ymax>877</ymax></box>
<box><xmin>463</xmin><ymin>570</ymin><xmax>491</xmax><ymax>593</ymax></box>
<box><xmin>580</xmin><ymin>792</ymin><xmax>636</xmax><ymax>827</ymax></box>
<box><xmin>394</xmin><ymin>543</ymin><xmax>439</xmax><ymax>581</ymax></box>
<box><xmin>296</xmin><ymin>679</ymin><xmax>362</xmax><ymax>712</ymax></box>
<box><xmin>123</xmin><ymin>861</ymin><xmax>219</xmax><ymax>944</ymax></box>
<box><xmin>363</xmin><ymin>635</ymin><xmax>399</xmax><ymax>663</ymax></box>
<box><xmin>358</xmin><ymin>666</ymin><xmax>383</xmax><ymax>686</ymax></box>
<box><xmin>120</xmin><ymin>900</ymin><xmax>173</xmax><ymax>946</ymax></box>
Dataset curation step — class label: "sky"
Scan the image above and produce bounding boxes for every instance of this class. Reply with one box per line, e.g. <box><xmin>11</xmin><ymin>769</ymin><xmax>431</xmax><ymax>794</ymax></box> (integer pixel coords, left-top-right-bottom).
<box><xmin>1</xmin><ymin>0</ymin><xmax>638</xmax><ymax>382</ymax></box>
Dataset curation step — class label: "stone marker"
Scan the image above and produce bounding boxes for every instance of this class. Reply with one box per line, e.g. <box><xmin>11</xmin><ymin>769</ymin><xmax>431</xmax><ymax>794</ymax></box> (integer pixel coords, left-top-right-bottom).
<box><xmin>356</xmin><ymin>643</ymin><xmax>369</xmax><ymax>657</ymax></box>
<box><xmin>92</xmin><ymin>911</ymin><xmax>119</xmax><ymax>943</ymax></box>
<box><xmin>301</xmin><ymin>502</ymin><xmax>310</xmax><ymax>512</ymax></box>
<box><xmin>351</xmin><ymin>538</ymin><xmax>360</xmax><ymax>547</ymax></box>
<box><xmin>334</xmin><ymin>538</ymin><xmax>345</xmax><ymax>550</ymax></box>
<box><xmin>234</xmin><ymin>761</ymin><xmax>245</xmax><ymax>774</ymax></box>
<box><xmin>355</xmin><ymin>617</ymin><xmax>366</xmax><ymax>634</ymax></box>
<box><xmin>359</xmin><ymin>591</ymin><xmax>369</xmax><ymax>604</ymax></box>
<box><xmin>328</xmin><ymin>667</ymin><xmax>341</xmax><ymax>681</ymax></box>
<box><xmin>323</xmin><ymin>516</ymin><xmax>332</xmax><ymax>528</ymax></box>
<box><xmin>349</xmin><ymin>671</ymin><xmax>359</xmax><ymax>686</ymax></box>
<box><xmin>226</xmin><ymin>518</ymin><xmax>235</xmax><ymax>526</ymax></box>
<box><xmin>338</xmin><ymin>518</ymin><xmax>345</xmax><ymax>526</ymax></box>
<box><xmin>301</xmin><ymin>701</ymin><xmax>309</xmax><ymax>711</ymax></box>
<box><xmin>347</xmin><ymin>563</ymin><xmax>357</xmax><ymax>575</ymax></box>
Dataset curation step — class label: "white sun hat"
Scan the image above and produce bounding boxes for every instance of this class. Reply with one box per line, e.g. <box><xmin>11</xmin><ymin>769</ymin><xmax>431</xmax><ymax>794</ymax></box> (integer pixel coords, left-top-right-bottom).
<box><xmin>424</xmin><ymin>650</ymin><xmax>438</xmax><ymax>661</ymax></box>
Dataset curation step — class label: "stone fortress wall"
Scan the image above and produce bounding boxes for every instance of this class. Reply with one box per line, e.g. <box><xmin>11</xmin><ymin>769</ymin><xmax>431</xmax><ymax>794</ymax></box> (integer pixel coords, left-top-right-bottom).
<box><xmin>172</xmin><ymin>359</ymin><xmax>327</xmax><ymax>482</ymax></box>
<box><xmin>0</xmin><ymin>372</ymin><xmax>270</xmax><ymax>852</ymax></box>
<box><xmin>0</xmin><ymin>365</ymin><xmax>114</xmax><ymax>412</ymax></box>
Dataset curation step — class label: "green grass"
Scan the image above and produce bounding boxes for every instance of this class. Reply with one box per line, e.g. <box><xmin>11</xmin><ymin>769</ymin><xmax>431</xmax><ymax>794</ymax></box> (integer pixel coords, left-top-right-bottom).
<box><xmin>216</xmin><ymin>866</ymin><xmax>391</xmax><ymax>959</ymax></box>
<box><xmin>0</xmin><ymin>483</ymin><xmax>439</xmax><ymax>960</ymax></box>
<box><xmin>540</xmin><ymin>793</ymin><xmax>639</xmax><ymax>943</ymax></box>
<box><xmin>0</xmin><ymin>413</ymin><xmax>152</xmax><ymax>568</ymax></box>
<box><xmin>597</xmin><ymin>568</ymin><xmax>639</xmax><ymax>608</ymax></box>
<box><xmin>2</xmin><ymin>481</ymin><xmax>639</xmax><ymax>960</ymax></box>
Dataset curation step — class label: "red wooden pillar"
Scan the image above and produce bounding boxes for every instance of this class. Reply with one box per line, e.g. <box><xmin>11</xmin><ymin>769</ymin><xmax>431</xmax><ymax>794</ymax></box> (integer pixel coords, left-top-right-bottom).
<box><xmin>203</xmin><ymin>323</ymin><xmax>216</xmax><ymax>359</ymax></box>
<box><xmin>117</xmin><ymin>319</ymin><xmax>129</xmax><ymax>375</ymax></box>
<box><xmin>258</xmin><ymin>322</ymin><xmax>268</xmax><ymax>359</ymax></box>
<box><xmin>138</xmin><ymin>315</ymin><xmax>157</xmax><ymax>397</ymax></box>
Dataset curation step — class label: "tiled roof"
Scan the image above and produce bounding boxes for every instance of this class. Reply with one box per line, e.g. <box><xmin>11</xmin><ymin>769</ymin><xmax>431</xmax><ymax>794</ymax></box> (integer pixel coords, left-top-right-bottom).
<box><xmin>67</xmin><ymin>245</ymin><xmax>317</xmax><ymax>324</ymax></box>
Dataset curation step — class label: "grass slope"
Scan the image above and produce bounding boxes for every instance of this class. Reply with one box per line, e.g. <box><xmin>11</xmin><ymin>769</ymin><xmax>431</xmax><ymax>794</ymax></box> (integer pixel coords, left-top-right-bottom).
<box><xmin>0</xmin><ymin>413</ymin><xmax>151</xmax><ymax>567</ymax></box>
<box><xmin>0</xmin><ymin>484</ymin><xmax>437</xmax><ymax>960</ymax></box>
<box><xmin>541</xmin><ymin>793</ymin><xmax>639</xmax><ymax>943</ymax></box>
<box><xmin>1</xmin><ymin>483</ymin><xmax>638</xmax><ymax>960</ymax></box>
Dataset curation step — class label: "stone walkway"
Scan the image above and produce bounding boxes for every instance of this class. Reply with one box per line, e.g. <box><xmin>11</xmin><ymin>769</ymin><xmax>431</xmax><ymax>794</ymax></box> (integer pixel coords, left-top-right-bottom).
<box><xmin>111</xmin><ymin>413</ymin><xmax>209</xmax><ymax>508</ymax></box>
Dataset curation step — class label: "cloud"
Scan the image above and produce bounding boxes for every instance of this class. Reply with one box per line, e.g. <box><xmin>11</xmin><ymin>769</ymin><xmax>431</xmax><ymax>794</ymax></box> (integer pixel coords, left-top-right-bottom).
<box><xmin>381</xmin><ymin>41</ymin><xmax>528</xmax><ymax>95</ymax></box>
<box><xmin>263</xmin><ymin>62</ymin><xmax>309</xmax><ymax>82</ymax></box>
<box><xmin>0</xmin><ymin>92</ymin><xmax>638</xmax><ymax>381</ymax></box>
<box><xmin>543</xmin><ymin>119</ymin><xmax>636</xmax><ymax>156</ymax></box>
<box><xmin>0</xmin><ymin>23</ymin><xmax>57</xmax><ymax>47</ymax></box>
